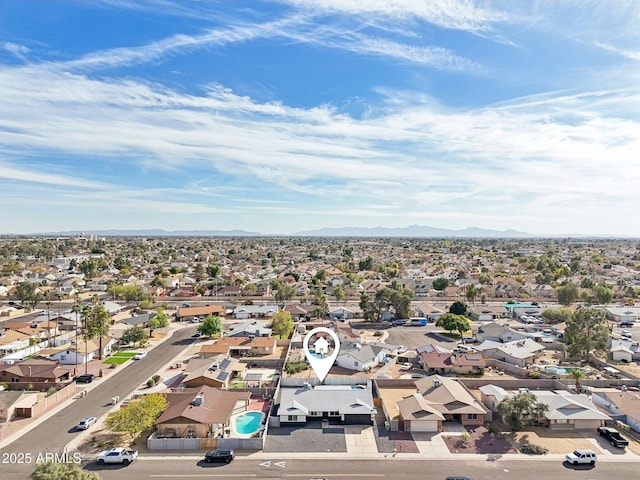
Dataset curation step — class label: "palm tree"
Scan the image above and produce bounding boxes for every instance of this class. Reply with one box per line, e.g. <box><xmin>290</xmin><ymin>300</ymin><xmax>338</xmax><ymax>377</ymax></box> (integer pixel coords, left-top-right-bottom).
<box><xmin>71</xmin><ymin>300</ymin><xmax>82</xmax><ymax>367</ymax></box>
<box><xmin>80</xmin><ymin>305</ymin><xmax>93</xmax><ymax>375</ymax></box>
<box><xmin>568</xmin><ymin>368</ymin><xmax>587</xmax><ymax>393</ymax></box>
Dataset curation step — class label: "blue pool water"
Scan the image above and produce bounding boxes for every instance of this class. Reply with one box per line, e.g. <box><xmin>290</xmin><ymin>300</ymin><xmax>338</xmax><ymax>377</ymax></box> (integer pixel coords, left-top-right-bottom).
<box><xmin>235</xmin><ymin>411</ymin><xmax>263</xmax><ymax>435</ymax></box>
<box><xmin>544</xmin><ymin>366</ymin><xmax>581</xmax><ymax>376</ymax></box>
<box><xmin>503</xmin><ymin>303</ymin><xmax>538</xmax><ymax>309</ymax></box>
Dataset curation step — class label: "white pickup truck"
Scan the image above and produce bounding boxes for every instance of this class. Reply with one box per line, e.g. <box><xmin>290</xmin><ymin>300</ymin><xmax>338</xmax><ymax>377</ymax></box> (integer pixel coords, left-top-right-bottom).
<box><xmin>96</xmin><ymin>447</ymin><xmax>138</xmax><ymax>465</ymax></box>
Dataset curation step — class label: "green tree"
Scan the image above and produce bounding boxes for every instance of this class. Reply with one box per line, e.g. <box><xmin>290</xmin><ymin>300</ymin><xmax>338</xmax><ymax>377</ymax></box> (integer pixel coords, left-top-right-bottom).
<box><xmin>105</xmin><ymin>393</ymin><xmax>167</xmax><ymax>440</ymax></box>
<box><xmin>198</xmin><ymin>315</ymin><xmax>222</xmax><ymax>338</ymax></box>
<box><xmin>206</xmin><ymin>264</ymin><xmax>221</xmax><ymax>278</ymax></box>
<box><xmin>567</xmin><ymin>368</ymin><xmax>586</xmax><ymax>393</ymax></box>
<box><xmin>497</xmin><ymin>392</ymin><xmax>548</xmax><ymax>431</ymax></box>
<box><xmin>16</xmin><ymin>281</ymin><xmax>43</xmax><ymax>311</ymax></box>
<box><xmin>148</xmin><ymin>310</ymin><xmax>169</xmax><ymax>336</ymax></box>
<box><xmin>556</xmin><ymin>281</ymin><xmax>579</xmax><ymax>306</ymax></box>
<box><xmin>432</xmin><ymin>278</ymin><xmax>450</xmax><ymax>291</ymax></box>
<box><xmin>271</xmin><ymin>310</ymin><xmax>294</xmax><ymax>338</ymax></box>
<box><xmin>273</xmin><ymin>281</ymin><xmax>296</xmax><ymax>305</ymax></box>
<box><xmin>390</xmin><ymin>287</ymin><xmax>414</xmax><ymax>319</ymax></box>
<box><xmin>449</xmin><ymin>301</ymin><xmax>468</xmax><ymax>315</ymax></box>
<box><xmin>593</xmin><ymin>284</ymin><xmax>614</xmax><ymax>305</ymax></box>
<box><xmin>541</xmin><ymin>307</ymin><xmax>573</xmax><ymax>325</ymax></box>
<box><xmin>120</xmin><ymin>326</ymin><xmax>148</xmax><ymax>347</ymax></box>
<box><xmin>31</xmin><ymin>461</ymin><xmax>101</xmax><ymax>480</ymax></box>
<box><xmin>193</xmin><ymin>263</ymin><xmax>205</xmax><ymax>282</ymax></box>
<box><xmin>435</xmin><ymin>313</ymin><xmax>471</xmax><ymax>337</ymax></box>
<box><xmin>564</xmin><ymin>307</ymin><xmax>610</xmax><ymax>362</ymax></box>
<box><xmin>359</xmin><ymin>293</ymin><xmax>375</xmax><ymax>320</ymax></box>
<box><xmin>333</xmin><ymin>285</ymin><xmax>346</xmax><ymax>304</ymax></box>
<box><xmin>465</xmin><ymin>284</ymin><xmax>479</xmax><ymax>304</ymax></box>
<box><xmin>87</xmin><ymin>303</ymin><xmax>111</xmax><ymax>360</ymax></box>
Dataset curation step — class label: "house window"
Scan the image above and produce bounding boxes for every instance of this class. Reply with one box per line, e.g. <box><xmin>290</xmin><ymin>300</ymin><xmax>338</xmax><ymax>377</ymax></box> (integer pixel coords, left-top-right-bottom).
<box><xmin>11</xmin><ymin>377</ymin><xmax>19</xmax><ymax>382</ymax></box>
<box><xmin>60</xmin><ymin>355</ymin><xmax>66</xmax><ymax>361</ymax></box>
<box><xmin>468</xmin><ymin>413</ymin><xmax>478</xmax><ymax>420</ymax></box>
<box><xmin>329</xmin><ymin>411</ymin><xmax>339</xmax><ymax>416</ymax></box>
<box><xmin>555</xmin><ymin>419</ymin><xmax>568</xmax><ymax>424</ymax></box>
<box><xmin>354</xmin><ymin>361</ymin><xmax>359</xmax><ymax>366</ymax></box>
<box><xmin>287</xmin><ymin>415</ymin><xmax>296</xmax><ymax>421</ymax></box>
<box><xmin>309</xmin><ymin>411</ymin><xmax>321</xmax><ymax>417</ymax></box>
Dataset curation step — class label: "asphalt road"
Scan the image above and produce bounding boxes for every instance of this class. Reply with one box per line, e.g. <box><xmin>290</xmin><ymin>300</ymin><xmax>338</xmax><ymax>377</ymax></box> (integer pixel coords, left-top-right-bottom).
<box><xmin>61</xmin><ymin>456</ymin><xmax>640</xmax><ymax>480</ymax></box>
<box><xmin>1</xmin><ymin>324</ymin><xmax>198</xmax><ymax>478</ymax></box>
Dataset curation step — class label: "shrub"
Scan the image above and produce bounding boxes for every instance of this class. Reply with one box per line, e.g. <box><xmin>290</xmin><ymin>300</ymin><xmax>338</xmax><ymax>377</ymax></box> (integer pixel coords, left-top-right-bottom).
<box><xmin>520</xmin><ymin>443</ymin><xmax>548</xmax><ymax>455</ymax></box>
<box><xmin>374</xmin><ymin>330</ymin><xmax>383</xmax><ymax>337</ymax></box>
<box><xmin>527</xmin><ymin>370</ymin><xmax>541</xmax><ymax>378</ymax></box>
<box><xmin>152</xmin><ymin>374</ymin><xmax>161</xmax><ymax>384</ymax></box>
<box><xmin>46</xmin><ymin>387</ymin><xmax>57</xmax><ymax>397</ymax></box>
<box><xmin>146</xmin><ymin>378</ymin><xmax>156</xmax><ymax>388</ymax></box>
<box><xmin>284</xmin><ymin>360</ymin><xmax>308</xmax><ymax>375</ymax></box>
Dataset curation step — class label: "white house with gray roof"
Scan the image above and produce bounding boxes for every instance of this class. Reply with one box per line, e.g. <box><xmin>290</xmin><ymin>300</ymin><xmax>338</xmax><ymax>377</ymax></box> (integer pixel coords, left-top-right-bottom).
<box><xmin>480</xmin><ymin>385</ymin><xmax>610</xmax><ymax>430</ymax></box>
<box><xmin>335</xmin><ymin>341</ymin><xmax>394</xmax><ymax>372</ymax></box>
<box><xmin>474</xmin><ymin>338</ymin><xmax>545</xmax><ymax>367</ymax></box>
<box><xmin>277</xmin><ymin>384</ymin><xmax>375</xmax><ymax>425</ymax></box>
<box><xmin>610</xmin><ymin>338</ymin><xmax>640</xmax><ymax>363</ymax></box>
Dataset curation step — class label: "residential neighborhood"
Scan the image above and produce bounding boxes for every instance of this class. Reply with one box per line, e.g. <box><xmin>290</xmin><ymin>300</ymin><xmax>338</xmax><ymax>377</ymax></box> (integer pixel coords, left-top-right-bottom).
<box><xmin>1</xmin><ymin>235</ymin><xmax>640</xmax><ymax>474</ymax></box>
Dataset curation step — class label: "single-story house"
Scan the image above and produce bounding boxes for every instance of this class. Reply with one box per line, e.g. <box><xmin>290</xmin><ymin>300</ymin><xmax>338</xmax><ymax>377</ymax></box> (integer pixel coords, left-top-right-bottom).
<box><xmin>468</xmin><ymin>305</ymin><xmax>510</xmax><ymax>322</ymax></box>
<box><xmin>154</xmin><ymin>385</ymin><xmax>250</xmax><ymax>439</ymax></box>
<box><xmin>413</xmin><ymin>303</ymin><xmax>446</xmax><ymax>322</ymax></box>
<box><xmin>176</xmin><ymin>305</ymin><xmax>225</xmax><ymax>321</ymax></box>
<box><xmin>418</xmin><ymin>344</ymin><xmax>485</xmax><ymax>375</ymax></box>
<box><xmin>182</xmin><ymin>356</ymin><xmax>245</xmax><ymax>389</ymax></box>
<box><xmin>335</xmin><ymin>341</ymin><xmax>393</xmax><ymax>372</ymax></box>
<box><xmin>199</xmin><ymin>336</ymin><xmax>277</xmax><ymax>358</ymax></box>
<box><xmin>474</xmin><ymin>338</ymin><xmax>545</xmax><ymax>367</ymax></box>
<box><xmin>397</xmin><ymin>375</ymin><xmax>488</xmax><ymax>432</ymax></box>
<box><xmin>225</xmin><ymin>321</ymin><xmax>272</xmax><ymax>338</ymax></box>
<box><xmin>0</xmin><ymin>358</ymin><xmax>77</xmax><ymax>389</ymax></box>
<box><xmin>474</xmin><ymin>322</ymin><xmax>529</xmax><ymax>343</ymax></box>
<box><xmin>610</xmin><ymin>338</ymin><xmax>640</xmax><ymax>363</ymax></box>
<box><xmin>232</xmin><ymin>304</ymin><xmax>278</xmax><ymax>320</ymax></box>
<box><xmin>480</xmin><ymin>385</ymin><xmax>610</xmax><ymax>430</ymax></box>
<box><xmin>49</xmin><ymin>336</ymin><xmax>116</xmax><ymax>364</ymax></box>
<box><xmin>277</xmin><ymin>384</ymin><xmax>375</xmax><ymax>425</ymax></box>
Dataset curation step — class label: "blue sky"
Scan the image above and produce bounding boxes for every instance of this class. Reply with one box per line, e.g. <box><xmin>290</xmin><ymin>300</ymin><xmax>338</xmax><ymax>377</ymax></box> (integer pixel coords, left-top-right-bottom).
<box><xmin>1</xmin><ymin>1</ymin><xmax>639</xmax><ymax>236</ymax></box>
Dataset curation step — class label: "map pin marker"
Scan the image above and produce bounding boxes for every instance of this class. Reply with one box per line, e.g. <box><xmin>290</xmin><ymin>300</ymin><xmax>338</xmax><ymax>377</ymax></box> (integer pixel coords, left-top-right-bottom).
<box><xmin>303</xmin><ymin>327</ymin><xmax>340</xmax><ymax>382</ymax></box>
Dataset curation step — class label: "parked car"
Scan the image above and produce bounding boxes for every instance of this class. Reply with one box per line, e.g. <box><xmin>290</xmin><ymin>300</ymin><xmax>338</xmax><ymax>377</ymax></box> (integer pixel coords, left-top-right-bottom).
<box><xmin>133</xmin><ymin>352</ymin><xmax>147</xmax><ymax>360</ymax></box>
<box><xmin>400</xmin><ymin>362</ymin><xmax>413</xmax><ymax>371</ymax></box>
<box><xmin>445</xmin><ymin>477</ymin><xmax>473</xmax><ymax>480</ymax></box>
<box><xmin>397</xmin><ymin>345</ymin><xmax>407</xmax><ymax>354</ymax></box>
<box><xmin>204</xmin><ymin>449</ymin><xmax>235</xmax><ymax>464</ymax></box>
<box><xmin>565</xmin><ymin>449</ymin><xmax>597</xmax><ymax>465</ymax></box>
<box><xmin>96</xmin><ymin>447</ymin><xmax>138</xmax><ymax>465</ymax></box>
<box><xmin>192</xmin><ymin>332</ymin><xmax>202</xmax><ymax>338</ymax></box>
<box><xmin>75</xmin><ymin>374</ymin><xmax>95</xmax><ymax>383</ymax></box>
<box><xmin>621</xmin><ymin>330</ymin><xmax>632</xmax><ymax>338</ymax></box>
<box><xmin>620</xmin><ymin>321</ymin><xmax>634</xmax><ymax>327</ymax></box>
<box><xmin>597</xmin><ymin>426</ymin><xmax>629</xmax><ymax>448</ymax></box>
<box><xmin>391</xmin><ymin>319</ymin><xmax>407</xmax><ymax>326</ymax></box>
<box><xmin>77</xmin><ymin>416</ymin><xmax>97</xmax><ymax>430</ymax></box>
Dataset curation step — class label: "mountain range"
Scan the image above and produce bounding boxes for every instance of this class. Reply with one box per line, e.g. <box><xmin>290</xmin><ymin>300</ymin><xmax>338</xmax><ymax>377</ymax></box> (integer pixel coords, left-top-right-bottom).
<box><xmin>33</xmin><ymin>225</ymin><xmax>533</xmax><ymax>238</ymax></box>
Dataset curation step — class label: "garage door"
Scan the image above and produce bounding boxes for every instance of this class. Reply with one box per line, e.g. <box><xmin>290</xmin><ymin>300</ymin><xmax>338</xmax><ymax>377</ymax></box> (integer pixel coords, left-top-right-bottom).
<box><xmin>344</xmin><ymin>414</ymin><xmax>373</xmax><ymax>425</ymax></box>
<box><xmin>408</xmin><ymin>420</ymin><xmax>438</xmax><ymax>432</ymax></box>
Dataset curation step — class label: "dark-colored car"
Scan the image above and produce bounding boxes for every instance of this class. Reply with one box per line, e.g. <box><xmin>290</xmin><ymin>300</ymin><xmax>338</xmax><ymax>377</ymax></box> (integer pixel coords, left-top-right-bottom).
<box><xmin>204</xmin><ymin>449</ymin><xmax>234</xmax><ymax>464</ymax></box>
<box><xmin>75</xmin><ymin>374</ymin><xmax>95</xmax><ymax>383</ymax></box>
<box><xmin>597</xmin><ymin>426</ymin><xmax>629</xmax><ymax>448</ymax></box>
<box><xmin>445</xmin><ymin>477</ymin><xmax>473</xmax><ymax>480</ymax></box>
<box><xmin>620</xmin><ymin>320</ymin><xmax>634</xmax><ymax>327</ymax></box>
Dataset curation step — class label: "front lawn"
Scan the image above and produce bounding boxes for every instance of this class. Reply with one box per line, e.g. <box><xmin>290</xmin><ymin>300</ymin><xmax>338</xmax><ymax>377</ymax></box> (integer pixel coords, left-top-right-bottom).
<box><xmin>111</xmin><ymin>352</ymin><xmax>137</xmax><ymax>358</ymax></box>
<box><xmin>103</xmin><ymin>356</ymin><xmax>131</xmax><ymax>365</ymax></box>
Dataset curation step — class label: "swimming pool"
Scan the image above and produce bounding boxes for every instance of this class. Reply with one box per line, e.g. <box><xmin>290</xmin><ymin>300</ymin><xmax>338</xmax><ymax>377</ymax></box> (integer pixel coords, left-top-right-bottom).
<box><xmin>234</xmin><ymin>411</ymin><xmax>263</xmax><ymax>435</ymax></box>
<box><xmin>543</xmin><ymin>366</ymin><xmax>581</xmax><ymax>376</ymax></box>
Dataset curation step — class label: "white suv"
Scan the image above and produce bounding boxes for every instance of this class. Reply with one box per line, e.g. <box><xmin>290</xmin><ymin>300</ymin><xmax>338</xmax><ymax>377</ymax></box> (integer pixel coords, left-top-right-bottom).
<box><xmin>565</xmin><ymin>449</ymin><xmax>596</xmax><ymax>465</ymax></box>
